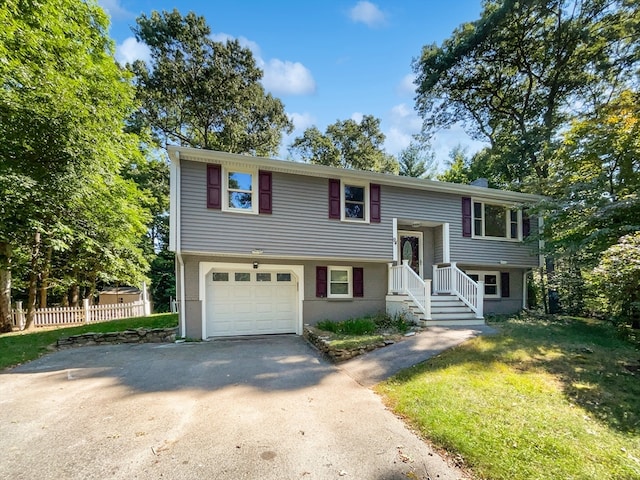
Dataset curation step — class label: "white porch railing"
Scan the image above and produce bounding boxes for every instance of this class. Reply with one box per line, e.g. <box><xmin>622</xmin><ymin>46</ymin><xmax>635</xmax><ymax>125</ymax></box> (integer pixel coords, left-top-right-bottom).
<box><xmin>432</xmin><ymin>262</ymin><xmax>484</xmax><ymax>319</ymax></box>
<box><xmin>388</xmin><ymin>260</ymin><xmax>432</xmax><ymax>320</ymax></box>
<box><xmin>10</xmin><ymin>298</ymin><xmax>151</xmax><ymax>330</ymax></box>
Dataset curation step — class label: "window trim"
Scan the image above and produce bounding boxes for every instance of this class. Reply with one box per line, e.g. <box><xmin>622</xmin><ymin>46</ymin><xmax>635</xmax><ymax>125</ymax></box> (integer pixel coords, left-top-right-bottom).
<box><xmin>341</xmin><ymin>181</ymin><xmax>370</xmax><ymax>223</ymax></box>
<box><xmin>222</xmin><ymin>167</ymin><xmax>258</xmax><ymax>214</ymax></box>
<box><xmin>471</xmin><ymin>199</ymin><xmax>521</xmax><ymax>241</ymax></box>
<box><xmin>466</xmin><ymin>270</ymin><xmax>501</xmax><ymax>298</ymax></box>
<box><xmin>328</xmin><ymin>266</ymin><xmax>353</xmax><ymax>298</ymax></box>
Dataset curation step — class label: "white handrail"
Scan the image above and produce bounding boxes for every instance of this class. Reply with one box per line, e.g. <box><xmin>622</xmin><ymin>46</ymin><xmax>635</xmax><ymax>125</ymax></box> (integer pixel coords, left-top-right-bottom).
<box><xmin>433</xmin><ymin>262</ymin><xmax>484</xmax><ymax>318</ymax></box>
<box><xmin>388</xmin><ymin>261</ymin><xmax>431</xmax><ymax>319</ymax></box>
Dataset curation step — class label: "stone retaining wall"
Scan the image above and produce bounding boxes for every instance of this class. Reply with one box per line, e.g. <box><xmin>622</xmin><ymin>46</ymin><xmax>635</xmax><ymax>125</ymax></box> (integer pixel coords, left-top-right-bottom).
<box><xmin>303</xmin><ymin>325</ymin><xmax>395</xmax><ymax>362</ymax></box>
<box><xmin>56</xmin><ymin>327</ymin><xmax>178</xmax><ymax>348</ymax></box>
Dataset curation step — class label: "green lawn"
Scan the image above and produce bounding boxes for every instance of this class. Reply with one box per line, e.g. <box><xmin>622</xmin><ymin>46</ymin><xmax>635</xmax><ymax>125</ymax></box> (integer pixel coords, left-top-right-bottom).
<box><xmin>376</xmin><ymin>314</ymin><xmax>640</xmax><ymax>480</ymax></box>
<box><xmin>0</xmin><ymin>313</ymin><xmax>178</xmax><ymax>370</ymax></box>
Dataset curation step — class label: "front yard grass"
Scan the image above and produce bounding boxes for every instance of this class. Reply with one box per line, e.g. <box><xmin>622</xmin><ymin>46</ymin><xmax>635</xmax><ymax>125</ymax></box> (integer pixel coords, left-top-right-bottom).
<box><xmin>376</xmin><ymin>313</ymin><xmax>640</xmax><ymax>480</ymax></box>
<box><xmin>0</xmin><ymin>313</ymin><xmax>178</xmax><ymax>370</ymax></box>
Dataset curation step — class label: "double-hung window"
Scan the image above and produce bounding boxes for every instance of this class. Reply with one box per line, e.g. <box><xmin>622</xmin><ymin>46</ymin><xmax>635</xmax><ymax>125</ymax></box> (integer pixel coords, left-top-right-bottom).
<box><xmin>328</xmin><ymin>266</ymin><xmax>352</xmax><ymax>298</ymax></box>
<box><xmin>466</xmin><ymin>271</ymin><xmax>500</xmax><ymax>298</ymax></box>
<box><xmin>224</xmin><ymin>169</ymin><xmax>257</xmax><ymax>213</ymax></box>
<box><xmin>473</xmin><ymin>200</ymin><xmax>521</xmax><ymax>240</ymax></box>
<box><xmin>342</xmin><ymin>183</ymin><xmax>369</xmax><ymax>222</ymax></box>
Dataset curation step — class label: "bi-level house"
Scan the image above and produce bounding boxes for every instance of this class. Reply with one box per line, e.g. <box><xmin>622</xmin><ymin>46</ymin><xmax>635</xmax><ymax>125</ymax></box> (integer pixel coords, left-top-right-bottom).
<box><xmin>168</xmin><ymin>146</ymin><xmax>542</xmax><ymax>340</ymax></box>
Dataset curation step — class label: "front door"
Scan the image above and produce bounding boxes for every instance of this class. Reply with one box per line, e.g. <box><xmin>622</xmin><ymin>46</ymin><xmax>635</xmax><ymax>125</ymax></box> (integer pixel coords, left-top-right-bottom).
<box><xmin>398</xmin><ymin>231</ymin><xmax>423</xmax><ymax>277</ymax></box>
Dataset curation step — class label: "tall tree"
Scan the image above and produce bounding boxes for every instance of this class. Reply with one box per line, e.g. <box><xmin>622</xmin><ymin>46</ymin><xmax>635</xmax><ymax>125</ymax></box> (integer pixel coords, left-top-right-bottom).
<box><xmin>129</xmin><ymin>9</ymin><xmax>293</xmax><ymax>156</ymax></box>
<box><xmin>398</xmin><ymin>142</ymin><xmax>437</xmax><ymax>178</ymax></box>
<box><xmin>0</xmin><ymin>0</ymin><xmax>148</xmax><ymax>329</ymax></box>
<box><xmin>413</xmin><ymin>0</ymin><xmax>639</xmax><ymax>193</ymax></box>
<box><xmin>289</xmin><ymin>115</ymin><xmax>399</xmax><ymax>173</ymax></box>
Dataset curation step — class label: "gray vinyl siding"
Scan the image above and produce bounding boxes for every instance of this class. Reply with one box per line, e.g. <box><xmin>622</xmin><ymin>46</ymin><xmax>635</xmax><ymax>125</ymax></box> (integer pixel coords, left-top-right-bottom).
<box><xmin>180</xmin><ymin>160</ymin><xmax>538</xmax><ymax>267</ymax></box>
<box><xmin>180</xmin><ymin>160</ymin><xmax>391</xmax><ymax>259</ymax></box>
<box><xmin>383</xmin><ymin>185</ymin><xmax>539</xmax><ymax>267</ymax></box>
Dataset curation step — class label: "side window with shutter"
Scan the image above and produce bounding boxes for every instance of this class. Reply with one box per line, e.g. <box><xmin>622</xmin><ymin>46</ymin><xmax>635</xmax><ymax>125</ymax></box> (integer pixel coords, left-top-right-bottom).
<box><xmin>258</xmin><ymin>170</ymin><xmax>272</xmax><ymax>214</ymax></box>
<box><xmin>207</xmin><ymin>164</ymin><xmax>222</xmax><ymax>209</ymax></box>
<box><xmin>370</xmin><ymin>184</ymin><xmax>381</xmax><ymax>223</ymax></box>
<box><xmin>328</xmin><ymin>179</ymin><xmax>341</xmax><ymax>219</ymax></box>
<box><xmin>316</xmin><ymin>266</ymin><xmax>327</xmax><ymax>297</ymax></box>
<box><xmin>353</xmin><ymin>267</ymin><xmax>364</xmax><ymax>297</ymax></box>
<box><xmin>501</xmin><ymin>272</ymin><xmax>510</xmax><ymax>297</ymax></box>
<box><xmin>462</xmin><ymin>197</ymin><xmax>471</xmax><ymax>237</ymax></box>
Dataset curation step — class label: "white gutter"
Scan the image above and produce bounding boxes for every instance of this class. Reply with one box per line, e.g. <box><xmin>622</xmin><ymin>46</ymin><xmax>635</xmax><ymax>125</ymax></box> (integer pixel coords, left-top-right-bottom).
<box><xmin>166</xmin><ymin>146</ymin><xmax>545</xmax><ymax>204</ymax></box>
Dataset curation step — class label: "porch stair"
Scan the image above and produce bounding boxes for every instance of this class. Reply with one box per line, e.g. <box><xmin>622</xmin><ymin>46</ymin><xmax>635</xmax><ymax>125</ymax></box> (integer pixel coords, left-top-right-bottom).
<box><xmin>402</xmin><ymin>294</ymin><xmax>485</xmax><ymax>327</ymax></box>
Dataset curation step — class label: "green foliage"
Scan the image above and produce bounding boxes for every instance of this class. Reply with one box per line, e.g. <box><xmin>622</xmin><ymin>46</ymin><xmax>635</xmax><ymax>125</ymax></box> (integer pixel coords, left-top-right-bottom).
<box><xmin>589</xmin><ymin>233</ymin><xmax>640</xmax><ymax>327</ymax></box>
<box><xmin>317</xmin><ymin>317</ymin><xmax>377</xmax><ymax>335</ymax></box>
<box><xmin>317</xmin><ymin>312</ymin><xmax>410</xmax><ymax>335</ymax></box>
<box><xmin>129</xmin><ymin>9</ymin><xmax>292</xmax><ymax>155</ymax></box>
<box><xmin>377</xmin><ymin>314</ymin><xmax>640</xmax><ymax>479</ymax></box>
<box><xmin>148</xmin><ymin>249</ymin><xmax>176</xmax><ymax>312</ymax></box>
<box><xmin>398</xmin><ymin>142</ymin><xmax>436</xmax><ymax>178</ymax></box>
<box><xmin>0</xmin><ymin>0</ymin><xmax>151</xmax><ymax>322</ymax></box>
<box><xmin>0</xmin><ymin>313</ymin><xmax>178</xmax><ymax>370</ymax></box>
<box><xmin>414</xmin><ymin>0</ymin><xmax>639</xmax><ymax>193</ymax></box>
<box><xmin>289</xmin><ymin>115</ymin><xmax>399</xmax><ymax>173</ymax></box>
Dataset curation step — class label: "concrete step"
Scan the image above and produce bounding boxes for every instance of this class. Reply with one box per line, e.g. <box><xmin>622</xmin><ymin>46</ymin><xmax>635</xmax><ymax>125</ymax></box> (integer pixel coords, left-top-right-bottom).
<box><xmin>419</xmin><ymin>317</ymin><xmax>486</xmax><ymax>327</ymax></box>
<box><xmin>431</xmin><ymin>306</ymin><xmax>474</xmax><ymax>314</ymax></box>
<box><xmin>429</xmin><ymin>312</ymin><xmax>478</xmax><ymax>320</ymax></box>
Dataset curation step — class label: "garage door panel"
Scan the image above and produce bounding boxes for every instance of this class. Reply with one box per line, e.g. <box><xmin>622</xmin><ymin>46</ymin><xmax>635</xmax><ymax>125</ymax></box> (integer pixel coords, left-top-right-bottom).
<box><xmin>206</xmin><ymin>268</ymin><xmax>298</xmax><ymax>337</ymax></box>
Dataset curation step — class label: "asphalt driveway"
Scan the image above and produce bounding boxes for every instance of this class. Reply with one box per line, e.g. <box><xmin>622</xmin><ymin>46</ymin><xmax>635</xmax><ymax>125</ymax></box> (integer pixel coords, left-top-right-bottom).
<box><xmin>0</xmin><ymin>335</ymin><xmax>471</xmax><ymax>480</ymax></box>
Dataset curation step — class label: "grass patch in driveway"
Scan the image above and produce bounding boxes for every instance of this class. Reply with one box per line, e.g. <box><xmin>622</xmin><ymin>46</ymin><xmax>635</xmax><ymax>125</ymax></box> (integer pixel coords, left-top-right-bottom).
<box><xmin>375</xmin><ymin>313</ymin><xmax>640</xmax><ymax>480</ymax></box>
<box><xmin>0</xmin><ymin>313</ymin><xmax>178</xmax><ymax>370</ymax></box>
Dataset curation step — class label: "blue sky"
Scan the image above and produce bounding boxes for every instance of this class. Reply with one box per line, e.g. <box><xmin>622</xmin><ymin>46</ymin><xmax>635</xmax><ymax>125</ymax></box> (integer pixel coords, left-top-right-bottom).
<box><xmin>99</xmin><ymin>0</ymin><xmax>487</xmax><ymax>168</ymax></box>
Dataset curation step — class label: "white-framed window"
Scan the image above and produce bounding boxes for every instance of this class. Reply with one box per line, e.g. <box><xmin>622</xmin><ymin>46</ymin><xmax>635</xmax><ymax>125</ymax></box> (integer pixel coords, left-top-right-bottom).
<box><xmin>223</xmin><ymin>168</ymin><xmax>257</xmax><ymax>213</ymax></box>
<box><xmin>473</xmin><ymin>200</ymin><xmax>521</xmax><ymax>240</ymax></box>
<box><xmin>342</xmin><ymin>182</ymin><xmax>369</xmax><ymax>222</ymax></box>
<box><xmin>466</xmin><ymin>271</ymin><xmax>500</xmax><ymax>298</ymax></box>
<box><xmin>328</xmin><ymin>266</ymin><xmax>352</xmax><ymax>298</ymax></box>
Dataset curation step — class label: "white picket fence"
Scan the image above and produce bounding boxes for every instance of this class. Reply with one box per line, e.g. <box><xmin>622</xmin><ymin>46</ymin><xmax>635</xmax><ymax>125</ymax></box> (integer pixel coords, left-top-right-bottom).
<box><xmin>11</xmin><ymin>298</ymin><xmax>151</xmax><ymax>330</ymax></box>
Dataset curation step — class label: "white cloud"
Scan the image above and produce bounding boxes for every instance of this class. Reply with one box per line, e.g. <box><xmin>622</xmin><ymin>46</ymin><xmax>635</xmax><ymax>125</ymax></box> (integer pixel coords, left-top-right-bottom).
<box><xmin>115</xmin><ymin>37</ymin><xmax>151</xmax><ymax>65</ymax></box>
<box><xmin>98</xmin><ymin>0</ymin><xmax>134</xmax><ymax>20</ymax></box>
<box><xmin>397</xmin><ymin>73</ymin><xmax>417</xmax><ymax>96</ymax></box>
<box><xmin>349</xmin><ymin>1</ymin><xmax>387</xmax><ymax>28</ymax></box>
<box><xmin>383</xmin><ymin>103</ymin><xmax>422</xmax><ymax>155</ymax></box>
<box><xmin>262</xmin><ymin>59</ymin><xmax>316</xmax><ymax>96</ymax></box>
<box><xmin>210</xmin><ymin>32</ymin><xmax>261</xmax><ymax>56</ymax></box>
<box><xmin>351</xmin><ymin>112</ymin><xmax>364</xmax><ymax>123</ymax></box>
<box><xmin>211</xmin><ymin>32</ymin><xmax>316</xmax><ymax>97</ymax></box>
<box><xmin>288</xmin><ymin>112</ymin><xmax>316</xmax><ymax>131</ymax></box>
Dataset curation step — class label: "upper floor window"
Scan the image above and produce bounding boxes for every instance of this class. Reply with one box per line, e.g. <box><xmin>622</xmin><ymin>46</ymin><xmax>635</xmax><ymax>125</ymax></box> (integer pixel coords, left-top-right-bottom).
<box><xmin>473</xmin><ymin>201</ymin><xmax>521</xmax><ymax>240</ymax></box>
<box><xmin>343</xmin><ymin>184</ymin><xmax>367</xmax><ymax>221</ymax></box>
<box><xmin>225</xmin><ymin>170</ymin><xmax>256</xmax><ymax>212</ymax></box>
<box><xmin>329</xmin><ymin>179</ymin><xmax>380</xmax><ymax>223</ymax></box>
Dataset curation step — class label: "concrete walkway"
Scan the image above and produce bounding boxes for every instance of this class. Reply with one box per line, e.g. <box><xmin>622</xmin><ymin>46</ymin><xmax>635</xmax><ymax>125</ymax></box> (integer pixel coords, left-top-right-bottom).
<box><xmin>339</xmin><ymin>325</ymin><xmax>497</xmax><ymax>387</ymax></box>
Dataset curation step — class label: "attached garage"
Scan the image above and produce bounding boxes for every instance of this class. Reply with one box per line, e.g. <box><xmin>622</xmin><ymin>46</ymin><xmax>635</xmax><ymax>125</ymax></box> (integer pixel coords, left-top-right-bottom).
<box><xmin>201</xmin><ymin>263</ymin><xmax>303</xmax><ymax>338</ymax></box>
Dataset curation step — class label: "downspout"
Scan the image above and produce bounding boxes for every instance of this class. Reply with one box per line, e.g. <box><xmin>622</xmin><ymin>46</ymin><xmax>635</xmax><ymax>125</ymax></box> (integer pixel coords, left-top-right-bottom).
<box><xmin>169</xmin><ymin>149</ymin><xmax>186</xmax><ymax>339</ymax></box>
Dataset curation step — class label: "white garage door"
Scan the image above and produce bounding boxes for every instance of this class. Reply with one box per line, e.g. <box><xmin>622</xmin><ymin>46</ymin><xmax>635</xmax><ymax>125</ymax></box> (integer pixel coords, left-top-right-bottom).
<box><xmin>205</xmin><ymin>269</ymin><xmax>298</xmax><ymax>337</ymax></box>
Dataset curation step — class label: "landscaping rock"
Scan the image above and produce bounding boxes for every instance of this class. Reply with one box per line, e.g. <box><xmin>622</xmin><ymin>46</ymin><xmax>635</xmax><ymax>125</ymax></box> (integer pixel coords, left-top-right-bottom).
<box><xmin>56</xmin><ymin>327</ymin><xmax>178</xmax><ymax>349</ymax></box>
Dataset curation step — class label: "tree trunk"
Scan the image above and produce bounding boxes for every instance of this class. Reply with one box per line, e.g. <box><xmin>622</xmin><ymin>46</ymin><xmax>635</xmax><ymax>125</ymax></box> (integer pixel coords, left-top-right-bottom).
<box><xmin>39</xmin><ymin>245</ymin><xmax>52</xmax><ymax>308</ymax></box>
<box><xmin>0</xmin><ymin>242</ymin><xmax>12</xmax><ymax>333</ymax></box>
<box><xmin>69</xmin><ymin>284</ymin><xmax>79</xmax><ymax>308</ymax></box>
<box><xmin>24</xmin><ymin>231</ymin><xmax>41</xmax><ymax>330</ymax></box>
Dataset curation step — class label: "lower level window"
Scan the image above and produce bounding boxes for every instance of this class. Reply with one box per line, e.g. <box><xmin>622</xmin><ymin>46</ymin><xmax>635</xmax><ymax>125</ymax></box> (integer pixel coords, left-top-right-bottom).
<box><xmin>328</xmin><ymin>266</ymin><xmax>352</xmax><ymax>298</ymax></box>
<box><xmin>466</xmin><ymin>271</ymin><xmax>500</xmax><ymax>298</ymax></box>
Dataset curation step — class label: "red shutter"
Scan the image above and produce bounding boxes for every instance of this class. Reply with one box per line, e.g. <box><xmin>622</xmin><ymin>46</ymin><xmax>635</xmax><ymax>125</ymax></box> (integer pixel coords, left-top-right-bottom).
<box><xmin>328</xmin><ymin>179</ymin><xmax>341</xmax><ymax>219</ymax></box>
<box><xmin>501</xmin><ymin>272</ymin><xmax>510</xmax><ymax>298</ymax></box>
<box><xmin>207</xmin><ymin>164</ymin><xmax>222</xmax><ymax>209</ymax></box>
<box><xmin>258</xmin><ymin>170</ymin><xmax>272</xmax><ymax>214</ymax></box>
<box><xmin>522</xmin><ymin>211</ymin><xmax>531</xmax><ymax>238</ymax></box>
<box><xmin>316</xmin><ymin>266</ymin><xmax>328</xmax><ymax>297</ymax></box>
<box><xmin>370</xmin><ymin>184</ymin><xmax>381</xmax><ymax>223</ymax></box>
<box><xmin>462</xmin><ymin>197</ymin><xmax>472</xmax><ymax>237</ymax></box>
<box><xmin>353</xmin><ymin>267</ymin><xmax>364</xmax><ymax>297</ymax></box>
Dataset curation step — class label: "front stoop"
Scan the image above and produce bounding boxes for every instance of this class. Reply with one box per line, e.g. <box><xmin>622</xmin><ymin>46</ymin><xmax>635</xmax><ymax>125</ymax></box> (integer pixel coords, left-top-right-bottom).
<box><xmin>387</xmin><ymin>293</ymin><xmax>485</xmax><ymax>327</ymax></box>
